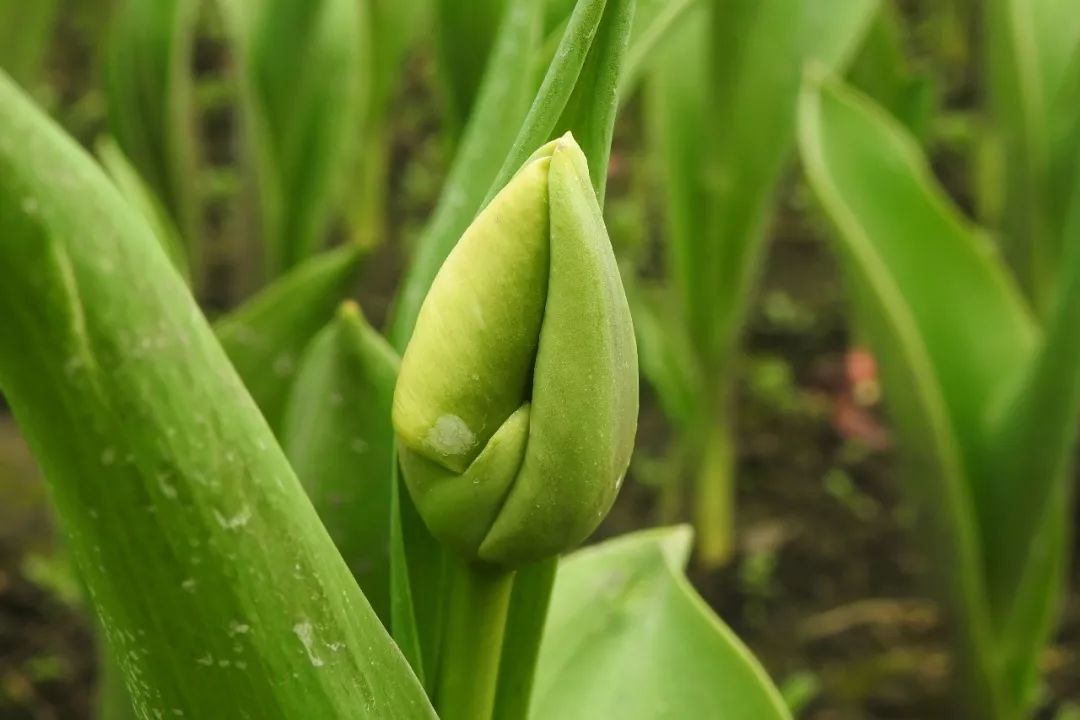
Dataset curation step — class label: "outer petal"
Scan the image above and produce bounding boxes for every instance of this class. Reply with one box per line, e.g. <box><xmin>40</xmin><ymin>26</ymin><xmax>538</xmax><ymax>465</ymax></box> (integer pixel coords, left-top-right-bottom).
<box><xmin>479</xmin><ymin>134</ymin><xmax>639</xmax><ymax>564</ymax></box>
<box><xmin>393</xmin><ymin>153</ymin><xmax>552</xmax><ymax>473</ymax></box>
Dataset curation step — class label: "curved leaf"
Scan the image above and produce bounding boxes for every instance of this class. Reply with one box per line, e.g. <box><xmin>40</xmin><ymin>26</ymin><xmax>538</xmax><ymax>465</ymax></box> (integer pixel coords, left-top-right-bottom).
<box><xmin>215</xmin><ymin>242</ymin><xmax>362</xmax><ymax>429</ymax></box>
<box><xmin>281</xmin><ymin>302</ymin><xmax>399</xmax><ymax>624</ymax></box>
<box><xmin>104</xmin><ymin>0</ymin><xmax>200</xmax><ymax>274</ymax></box>
<box><xmin>531</xmin><ymin>527</ymin><xmax>790</xmax><ymax>720</ymax></box>
<box><xmin>797</xmin><ymin>72</ymin><xmax>1014</xmax><ymax>717</ymax></box>
<box><xmin>97</xmin><ymin>135</ymin><xmax>191</xmax><ymax>283</ymax></box>
<box><xmin>0</xmin><ymin>70</ymin><xmax>433</xmax><ymax>720</ymax></box>
<box><xmin>228</xmin><ymin>0</ymin><xmax>366</xmax><ymax>275</ymax></box>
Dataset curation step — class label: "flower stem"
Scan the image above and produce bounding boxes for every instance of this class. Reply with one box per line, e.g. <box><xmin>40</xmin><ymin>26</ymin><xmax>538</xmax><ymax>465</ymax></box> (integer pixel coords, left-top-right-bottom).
<box><xmin>695</xmin><ymin>409</ymin><xmax>736</xmax><ymax>568</ymax></box>
<box><xmin>437</xmin><ymin>559</ymin><xmax>515</xmax><ymax>720</ymax></box>
<box><xmin>493</xmin><ymin>557</ymin><xmax>558</xmax><ymax>720</ymax></box>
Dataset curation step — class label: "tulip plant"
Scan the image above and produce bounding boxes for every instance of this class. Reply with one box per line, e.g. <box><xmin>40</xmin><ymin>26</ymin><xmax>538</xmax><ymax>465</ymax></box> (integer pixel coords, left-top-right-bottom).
<box><xmin>636</xmin><ymin>0</ymin><xmax>878</xmax><ymax>565</ymax></box>
<box><xmin>0</xmin><ymin>1</ymin><xmax>793</xmax><ymax>719</ymax></box>
<box><xmin>799</xmin><ymin>28</ymin><xmax>1080</xmax><ymax>720</ymax></box>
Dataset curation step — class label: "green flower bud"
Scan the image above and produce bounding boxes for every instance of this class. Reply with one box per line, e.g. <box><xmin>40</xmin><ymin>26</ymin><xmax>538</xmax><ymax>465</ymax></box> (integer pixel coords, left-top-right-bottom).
<box><xmin>393</xmin><ymin>133</ymin><xmax>638</xmax><ymax>567</ymax></box>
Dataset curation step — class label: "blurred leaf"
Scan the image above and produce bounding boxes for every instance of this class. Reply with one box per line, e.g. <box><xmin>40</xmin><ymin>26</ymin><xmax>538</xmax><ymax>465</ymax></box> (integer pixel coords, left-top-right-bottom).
<box><xmin>0</xmin><ymin>0</ymin><xmax>58</xmax><ymax>89</ymax></box>
<box><xmin>388</xmin><ymin>0</ymin><xmax>543</xmax><ymax>348</ymax></box>
<box><xmin>433</xmin><ymin>0</ymin><xmax>506</xmax><ymax>143</ymax></box>
<box><xmin>803</xmin><ymin>0</ymin><xmax>879</xmax><ymax>70</ymax></box>
<box><xmin>226</xmin><ymin>0</ymin><xmax>367</xmax><ymax>275</ymax></box>
<box><xmin>553</xmin><ymin>0</ymin><xmax>634</xmax><ymax>201</ymax></box>
<box><xmin>985</xmin><ymin>0</ymin><xmax>1080</xmax><ymax>305</ymax></box>
<box><xmin>0</xmin><ymin>70</ymin><xmax>433</xmax><ymax>719</ymax></box>
<box><xmin>104</xmin><ymin>0</ymin><xmax>200</xmax><ymax>277</ymax></box>
<box><xmin>618</xmin><ymin>0</ymin><xmax>698</xmax><ymax>94</ymax></box>
<box><xmin>530</xmin><ymin>527</ymin><xmax>791</xmax><ymax>720</ymax></box>
<box><xmin>281</xmin><ymin>302</ymin><xmax>399</xmax><ymax>624</ymax></box>
<box><xmin>215</xmin><ymin>242</ymin><xmax>363</xmax><ymax>429</ymax></box>
<box><xmin>847</xmin><ymin>2</ymin><xmax>938</xmax><ymax>140</ymax></box>
<box><xmin>348</xmin><ymin>0</ymin><xmax>431</xmax><ymax>251</ymax></box>
<box><xmin>798</xmin><ymin>71</ymin><xmax>1041</xmax><ymax>717</ymax></box>
<box><xmin>625</xmin><ymin>281</ymin><xmax>700</xmax><ymax>427</ymax></box>
<box><xmin>96</xmin><ymin>135</ymin><xmax>190</xmax><ymax>283</ymax></box>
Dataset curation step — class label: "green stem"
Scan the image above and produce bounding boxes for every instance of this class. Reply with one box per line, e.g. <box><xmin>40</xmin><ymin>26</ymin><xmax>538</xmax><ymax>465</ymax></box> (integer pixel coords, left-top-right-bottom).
<box><xmin>493</xmin><ymin>557</ymin><xmax>558</xmax><ymax>720</ymax></box>
<box><xmin>437</xmin><ymin>560</ymin><xmax>515</xmax><ymax>720</ymax></box>
<box><xmin>694</xmin><ymin>408</ymin><xmax>736</xmax><ymax>568</ymax></box>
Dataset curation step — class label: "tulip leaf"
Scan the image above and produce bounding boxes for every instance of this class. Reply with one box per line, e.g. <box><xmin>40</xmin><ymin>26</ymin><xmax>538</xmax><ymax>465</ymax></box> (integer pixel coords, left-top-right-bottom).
<box><xmin>433</xmin><ymin>0</ymin><xmax>507</xmax><ymax>144</ymax></box>
<box><xmin>625</xmin><ymin>281</ymin><xmax>701</xmax><ymax>428</ymax></box>
<box><xmin>389</xmin><ymin>0</ymin><xmax>543</xmax><ymax>348</ymax></box>
<box><xmin>798</xmin><ymin>71</ymin><xmax>1048</xmax><ymax>716</ymax></box>
<box><xmin>986</xmin><ymin>0</ymin><xmax>1080</xmax><ymax>303</ymax></box>
<box><xmin>281</xmin><ymin>302</ymin><xmax>399</xmax><ymax>624</ymax></box>
<box><xmin>104</xmin><ymin>0</ymin><xmax>200</xmax><ymax>276</ymax></box>
<box><xmin>96</xmin><ymin>135</ymin><xmax>191</xmax><ymax>283</ymax></box>
<box><xmin>618</xmin><ymin>0</ymin><xmax>698</xmax><ymax>94</ymax></box>
<box><xmin>554</xmin><ymin>0</ymin><xmax>634</xmax><ymax>202</ymax></box>
<box><xmin>530</xmin><ymin>527</ymin><xmax>790</xmax><ymax>720</ymax></box>
<box><xmin>803</xmin><ymin>0</ymin><xmax>879</xmax><ymax>71</ymax></box>
<box><xmin>215</xmin><ymin>242</ymin><xmax>362</xmax><ymax>429</ymax></box>
<box><xmin>388</xmin><ymin>456</ymin><xmax>428</xmax><ymax>686</ymax></box>
<box><xmin>0</xmin><ymin>70</ymin><xmax>434</xmax><ymax>719</ymax></box>
<box><xmin>847</xmin><ymin>2</ymin><xmax>938</xmax><ymax>140</ymax></box>
<box><xmin>489</xmin><ymin>0</ymin><xmax>631</xmax><ymax>205</ymax></box>
<box><xmin>225</xmin><ymin>0</ymin><xmax>367</xmax><ymax>275</ymax></box>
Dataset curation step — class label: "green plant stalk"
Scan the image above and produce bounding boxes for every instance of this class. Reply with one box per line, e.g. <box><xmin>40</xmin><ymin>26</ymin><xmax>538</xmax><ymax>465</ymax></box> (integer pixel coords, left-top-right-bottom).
<box><xmin>437</xmin><ymin>562</ymin><xmax>515</xmax><ymax>720</ymax></box>
<box><xmin>693</xmin><ymin>404</ymin><xmax>736</xmax><ymax>567</ymax></box>
<box><xmin>349</xmin><ymin>120</ymin><xmax>390</xmax><ymax>252</ymax></box>
<box><xmin>492</xmin><ymin>557</ymin><xmax>559</xmax><ymax>720</ymax></box>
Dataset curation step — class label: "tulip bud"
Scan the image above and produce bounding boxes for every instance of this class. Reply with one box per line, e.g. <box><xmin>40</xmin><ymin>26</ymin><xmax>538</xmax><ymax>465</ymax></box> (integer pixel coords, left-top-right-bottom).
<box><xmin>393</xmin><ymin>133</ymin><xmax>638</xmax><ymax>567</ymax></box>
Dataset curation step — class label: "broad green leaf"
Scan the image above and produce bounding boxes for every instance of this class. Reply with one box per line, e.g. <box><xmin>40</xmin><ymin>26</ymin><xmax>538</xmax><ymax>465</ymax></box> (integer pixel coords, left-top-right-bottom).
<box><xmin>97</xmin><ymin>135</ymin><xmax>191</xmax><ymax>283</ymax></box>
<box><xmin>530</xmin><ymin>527</ymin><xmax>790</xmax><ymax>720</ymax></box>
<box><xmin>227</xmin><ymin>0</ymin><xmax>366</xmax><ymax>275</ymax></box>
<box><xmin>0</xmin><ymin>70</ymin><xmax>433</xmax><ymax>719</ymax></box>
<box><xmin>0</xmin><ymin>0</ymin><xmax>58</xmax><ymax>89</ymax></box>
<box><xmin>433</xmin><ymin>0</ymin><xmax>506</xmax><ymax>144</ymax></box>
<box><xmin>104</xmin><ymin>0</ymin><xmax>200</xmax><ymax>277</ymax></box>
<box><xmin>798</xmin><ymin>72</ymin><xmax>1032</xmax><ymax>717</ymax></box>
<box><xmin>388</xmin><ymin>0</ymin><xmax>543</xmax><ymax>348</ymax></box>
<box><xmin>215</xmin><ymin>242</ymin><xmax>363</xmax><ymax>429</ymax></box>
<box><xmin>281</xmin><ymin>302</ymin><xmax>399</xmax><ymax>624</ymax></box>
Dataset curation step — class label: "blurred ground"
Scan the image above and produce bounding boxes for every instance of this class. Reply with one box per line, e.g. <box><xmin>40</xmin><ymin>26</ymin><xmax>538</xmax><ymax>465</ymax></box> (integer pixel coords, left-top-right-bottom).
<box><xmin>2</xmin><ymin>5</ymin><xmax>1080</xmax><ymax>720</ymax></box>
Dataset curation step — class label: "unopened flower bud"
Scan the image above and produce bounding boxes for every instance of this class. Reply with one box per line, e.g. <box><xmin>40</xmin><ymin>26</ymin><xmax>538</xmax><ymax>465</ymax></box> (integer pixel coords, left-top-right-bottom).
<box><xmin>393</xmin><ymin>133</ymin><xmax>638</xmax><ymax>567</ymax></box>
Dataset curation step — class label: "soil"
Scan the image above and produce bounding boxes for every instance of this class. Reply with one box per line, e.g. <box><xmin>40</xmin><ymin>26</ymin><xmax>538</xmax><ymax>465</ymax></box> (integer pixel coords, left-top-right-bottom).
<box><xmin>2</xmin><ymin>6</ymin><xmax>1080</xmax><ymax>720</ymax></box>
